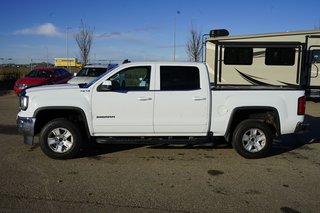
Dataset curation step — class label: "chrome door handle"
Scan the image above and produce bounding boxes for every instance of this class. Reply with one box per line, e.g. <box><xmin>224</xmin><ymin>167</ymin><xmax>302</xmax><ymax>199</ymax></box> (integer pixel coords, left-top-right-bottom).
<box><xmin>138</xmin><ymin>97</ymin><xmax>152</xmax><ymax>101</ymax></box>
<box><xmin>192</xmin><ymin>97</ymin><xmax>206</xmax><ymax>101</ymax></box>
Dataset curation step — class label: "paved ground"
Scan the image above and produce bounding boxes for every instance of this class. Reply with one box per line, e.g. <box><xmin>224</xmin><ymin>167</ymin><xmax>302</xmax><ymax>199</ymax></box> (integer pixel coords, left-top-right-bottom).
<box><xmin>0</xmin><ymin>92</ymin><xmax>319</xmax><ymax>213</ymax></box>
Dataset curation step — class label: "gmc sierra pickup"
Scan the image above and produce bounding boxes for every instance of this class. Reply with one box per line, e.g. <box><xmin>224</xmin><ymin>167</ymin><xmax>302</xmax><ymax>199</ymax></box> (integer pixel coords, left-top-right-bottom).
<box><xmin>17</xmin><ymin>62</ymin><xmax>306</xmax><ymax>159</ymax></box>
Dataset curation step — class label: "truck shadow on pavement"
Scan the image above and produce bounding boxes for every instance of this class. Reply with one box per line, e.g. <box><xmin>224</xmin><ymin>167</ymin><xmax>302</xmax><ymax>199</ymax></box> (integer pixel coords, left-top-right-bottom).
<box><xmin>79</xmin><ymin>115</ymin><xmax>320</xmax><ymax>159</ymax></box>
<box><xmin>78</xmin><ymin>144</ymin><xmax>145</xmax><ymax>159</ymax></box>
<box><xmin>268</xmin><ymin>115</ymin><xmax>320</xmax><ymax>157</ymax></box>
<box><xmin>78</xmin><ymin>141</ymin><xmax>230</xmax><ymax>159</ymax></box>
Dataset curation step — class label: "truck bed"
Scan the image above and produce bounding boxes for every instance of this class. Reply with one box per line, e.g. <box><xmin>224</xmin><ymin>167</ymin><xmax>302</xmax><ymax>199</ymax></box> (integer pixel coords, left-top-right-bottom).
<box><xmin>210</xmin><ymin>83</ymin><xmax>302</xmax><ymax>90</ymax></box>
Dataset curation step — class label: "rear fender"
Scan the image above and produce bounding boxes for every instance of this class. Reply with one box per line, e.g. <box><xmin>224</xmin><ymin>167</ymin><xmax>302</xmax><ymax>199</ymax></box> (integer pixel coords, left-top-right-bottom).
<box><xmin>224</xmin><ymin>106</ymin><xmax>280</xmax><ymax>142</ymax></box>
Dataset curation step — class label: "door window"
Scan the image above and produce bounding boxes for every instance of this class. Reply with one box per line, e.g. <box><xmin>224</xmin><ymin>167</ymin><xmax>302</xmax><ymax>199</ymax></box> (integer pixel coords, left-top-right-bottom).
<box><xmin>311</xmin><ymin>50</ymin><xmax>320</xmax><ymax>63</ymax></box>
<box><xmin>160</xmin><ymin>66</ymin><xmax>200</xmax><ymax>90</ymax></box>
<box><xmin>108</xmin><ymin>66</ymin><xmax>151</xmax><ymax>91</ymax></box>
<box><xmin>311</xmin><ymin>49</ymin><xmax>320</xmax><ymax>78</ymax></box>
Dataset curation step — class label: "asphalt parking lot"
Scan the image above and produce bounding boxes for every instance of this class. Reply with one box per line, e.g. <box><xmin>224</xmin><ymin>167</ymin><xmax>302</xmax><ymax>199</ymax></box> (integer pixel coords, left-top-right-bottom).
<box><xmin>0</xmin><ymin>92</ymin><xmax>320</xmax><ymax>213</ymax></box>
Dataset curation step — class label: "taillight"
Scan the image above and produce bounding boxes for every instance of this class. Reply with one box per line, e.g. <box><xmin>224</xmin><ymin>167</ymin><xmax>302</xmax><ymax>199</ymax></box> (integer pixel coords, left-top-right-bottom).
<box><xmin>297</xmin><ymin>96</ymin><xmax>306</xmax><ymax>115</ymax></box>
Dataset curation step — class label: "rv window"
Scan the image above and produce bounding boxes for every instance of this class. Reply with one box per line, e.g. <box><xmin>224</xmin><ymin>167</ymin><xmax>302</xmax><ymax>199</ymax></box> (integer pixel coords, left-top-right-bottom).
<box><xmin>311</xmin><ymin>50</ymin><xmax>320</xmax><ymax>63</ymax></box>
<box><xmin>224</xmin><ymin>47</ymin><xmax>253</xmax><ymax>65</ymax></box>
<box><xmin>265</xmin><ymin>48</ymin><xmax>295</xmax><ymax>66</ymax></box>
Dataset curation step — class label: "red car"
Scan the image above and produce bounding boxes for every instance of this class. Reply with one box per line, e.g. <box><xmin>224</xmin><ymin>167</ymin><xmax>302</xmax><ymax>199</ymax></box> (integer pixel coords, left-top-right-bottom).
<box><xmin>14</xmin><ymin>67</ymin><xmax>72</xmax><ymax>94</ymax></box>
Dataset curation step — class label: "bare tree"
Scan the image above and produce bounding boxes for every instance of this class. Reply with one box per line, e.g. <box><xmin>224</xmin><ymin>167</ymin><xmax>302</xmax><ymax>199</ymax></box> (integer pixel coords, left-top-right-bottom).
<box><xmin>74</xmin><ymin>20</ymin><xmax>93</xmax><ymax>66</ymax></box>
<box><xmin>186</xmin><ymin>26</ymin><xmax>202</xmax><ymax>62</ymax></box>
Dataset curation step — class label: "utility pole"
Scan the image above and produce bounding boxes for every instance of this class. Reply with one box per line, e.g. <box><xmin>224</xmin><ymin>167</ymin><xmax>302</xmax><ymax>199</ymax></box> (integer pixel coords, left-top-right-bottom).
<box><xmin>66</xmin><ymin>27</ymin><xmax>72</xmax><ymax>71</ymax></box>
<box><xmin>173</xmin><ymin>10</ymin><xmax>180</xmax><ymax>61</ymax></box>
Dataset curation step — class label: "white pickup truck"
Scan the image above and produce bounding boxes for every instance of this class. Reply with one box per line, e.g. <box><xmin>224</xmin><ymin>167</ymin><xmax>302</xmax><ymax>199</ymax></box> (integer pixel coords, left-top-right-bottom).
<box><xmin>17</xmin><ymin>62</ymin><xmax>307</xmax><ymax>159</ymax></box>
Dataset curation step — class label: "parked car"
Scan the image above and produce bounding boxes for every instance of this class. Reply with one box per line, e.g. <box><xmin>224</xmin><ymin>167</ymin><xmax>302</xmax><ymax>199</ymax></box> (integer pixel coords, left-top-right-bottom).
<box><xmin>14</xmin><ymin>67</ymin><xmax>72</xmax><ymax>94</ymax></box>
<box><xmin>68</xmin><ymin>64</ymin><xmax>118</xmax><ymax>84</ymax></box>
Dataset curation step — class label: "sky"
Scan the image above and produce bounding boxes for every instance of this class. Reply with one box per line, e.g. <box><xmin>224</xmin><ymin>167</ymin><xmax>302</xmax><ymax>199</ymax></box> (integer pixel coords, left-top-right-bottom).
<box><xmin>0</xmin><ymin>0</ymin><xmax>320</xmax><ymax>64</ymax></box>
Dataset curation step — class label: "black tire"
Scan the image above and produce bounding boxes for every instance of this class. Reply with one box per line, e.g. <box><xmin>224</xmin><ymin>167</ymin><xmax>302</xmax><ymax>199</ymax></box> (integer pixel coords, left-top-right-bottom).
<box><xmin>232</xmin><ymin>119</ymin><xmax>273</xmax><ymax>159</ymax></box>
<box><xmin>39</xmin><ymin>118</ymin><xmax>82</xmax><ymax>159</ymax></box>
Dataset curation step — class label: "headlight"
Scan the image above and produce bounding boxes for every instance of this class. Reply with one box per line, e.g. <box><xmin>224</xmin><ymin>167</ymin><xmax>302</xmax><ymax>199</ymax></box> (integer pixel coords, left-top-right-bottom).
<box><xmin>16</xmin><ymin>84</ymin><xmax>28</xmax><ymax>89</ymax></box>
<box><xmin>19</xmin><ymin>96</ymin><xmax>29</xmax><ymax>111</ymax></box>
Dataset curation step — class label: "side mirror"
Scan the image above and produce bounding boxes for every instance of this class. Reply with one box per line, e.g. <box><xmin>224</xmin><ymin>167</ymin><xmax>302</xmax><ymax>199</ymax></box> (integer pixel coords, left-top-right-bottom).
<box><xmin>97</xmin><ymin>80</ymin><xmax>112</xmax><ymax>91</ymax></box>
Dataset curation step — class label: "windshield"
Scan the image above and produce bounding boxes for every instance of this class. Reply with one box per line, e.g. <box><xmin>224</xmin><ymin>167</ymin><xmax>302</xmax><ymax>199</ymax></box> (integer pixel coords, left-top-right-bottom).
<box><xmin>77</xmin><ymin>67</ymin><xmax>107</xmax><ymax>77</ymax></box>
<box><xmin>26</xmin><ymin>69</ymin><xmax>51</xmax><ymax>78</ymax></box>
<box><xmin>81</xmin><ymin>64</ymin><xmax>119</xmax><ymax>88</ymax></box>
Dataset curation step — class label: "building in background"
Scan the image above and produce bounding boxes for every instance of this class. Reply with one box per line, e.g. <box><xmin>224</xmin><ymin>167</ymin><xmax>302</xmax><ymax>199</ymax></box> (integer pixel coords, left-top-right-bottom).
<box><xmin>54</xmin><ymin>58</ymin><xmax>82</xmax><ymax>68</ymax></box>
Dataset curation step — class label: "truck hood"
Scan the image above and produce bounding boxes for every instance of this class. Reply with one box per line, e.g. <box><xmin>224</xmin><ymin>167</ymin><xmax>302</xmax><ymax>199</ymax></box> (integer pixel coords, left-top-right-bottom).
<box><xmin>22</xmin><ymin>83</ymin><xmax>91</xmax><ymax>116</ymax></box>
<box><xmin>25</xmin><ymin>83</ymin><xmax>80</xmax><ymax>94</ymax></box>
<box><xmin>67</xmin><ymin>76</ymin><xmax>96</xmax><ymax>84</ymax></box>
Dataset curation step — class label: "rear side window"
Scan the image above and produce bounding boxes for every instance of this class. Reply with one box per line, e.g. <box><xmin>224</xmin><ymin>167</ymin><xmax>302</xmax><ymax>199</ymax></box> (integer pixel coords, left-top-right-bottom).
<box><xmin>54</xmin><ymin>70</ymin><xmax>62</xmax><ymax>77</ymax></box>
<box><xmin>224</xmin><ymin>47</ymin><xmax>253</xmax><ymax>65</ymax></box>
<box><xmin>60</xmin><ymin>69</ymin><xmax>70</xmax><ymax>76</ymax></box>
<box><xmin>160</xmin><ymin>66</ymin><xmax>200</xmax><ymax>91</ymax></box>
<box><xmin>265</xmin><ymin>48</ymin><xmax>295</xmax><ymax>66</ymax></box>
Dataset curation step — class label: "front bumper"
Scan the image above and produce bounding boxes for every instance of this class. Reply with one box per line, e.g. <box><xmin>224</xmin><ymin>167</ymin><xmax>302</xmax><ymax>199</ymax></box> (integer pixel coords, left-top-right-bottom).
<box><xmin>17</xmin><ymin>117</ymin><xmax>36</xmax><ymax>145</ymax></box>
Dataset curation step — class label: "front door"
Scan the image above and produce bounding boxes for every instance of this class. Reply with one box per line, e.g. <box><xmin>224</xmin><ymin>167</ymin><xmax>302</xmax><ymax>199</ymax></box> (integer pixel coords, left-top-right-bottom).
<box><xmin>91</xmin><ymin>66</ymin><xmax>154</xmax><ymax>135</ymax></box>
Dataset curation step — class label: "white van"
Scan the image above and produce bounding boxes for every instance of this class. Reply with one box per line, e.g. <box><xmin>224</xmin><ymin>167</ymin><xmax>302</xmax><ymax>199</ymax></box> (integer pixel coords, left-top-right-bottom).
<box><xmin>68</xmin><ymin>64</ymin><xmax>118</xmax><ymax>84</ymax></box>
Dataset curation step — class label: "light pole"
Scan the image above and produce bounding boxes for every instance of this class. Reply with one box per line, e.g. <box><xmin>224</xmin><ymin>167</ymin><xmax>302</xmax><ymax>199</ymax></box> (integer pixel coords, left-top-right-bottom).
<box><xmin>66</xmin><ymin>27</ymin><xmax>72</xmax><ymax>70</ymax></box>
<box><xmin>173</xmin><ymin>10</ymin><xmax>180</xmax><ymax>61</ymax></box>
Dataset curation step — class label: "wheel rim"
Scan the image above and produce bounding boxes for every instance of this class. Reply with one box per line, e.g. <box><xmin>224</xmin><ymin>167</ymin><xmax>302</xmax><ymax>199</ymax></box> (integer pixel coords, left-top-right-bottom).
<box><xmin>47</xmin><ymin>128</ymin><xmax>73</xmax><ymax>153</ymax></box>
<box><xmin>241</xmin><ymin>128</ymin><xmax>266</xmax><ymax>153</ymax></box>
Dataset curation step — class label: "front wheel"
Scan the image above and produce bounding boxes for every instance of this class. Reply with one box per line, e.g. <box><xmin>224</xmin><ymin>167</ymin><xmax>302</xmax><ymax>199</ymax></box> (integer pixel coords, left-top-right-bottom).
<box><xmin>232</xmin><ymin>120</ymin><xmax>273</xmax><ymax>159</ymax></box>
<box><xmin>39</xmin><ymin>118</ymin><xmax>82</xmax><ymax>159</ymax></box>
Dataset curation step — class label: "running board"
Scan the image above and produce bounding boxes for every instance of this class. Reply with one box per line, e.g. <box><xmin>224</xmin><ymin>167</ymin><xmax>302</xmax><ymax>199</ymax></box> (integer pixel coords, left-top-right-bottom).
<box><xmin>96</xmin><ymin>136</ymin><xmax>211</xmax><ymax>145</ymax></box>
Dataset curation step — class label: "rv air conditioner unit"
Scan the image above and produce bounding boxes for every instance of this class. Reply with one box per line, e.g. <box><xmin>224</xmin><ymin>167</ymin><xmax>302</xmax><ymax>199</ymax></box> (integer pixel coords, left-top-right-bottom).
<box><xmin>210</xmin><ymin>29</ymin><xmax>229</xmax><ymax>37</ymax></box>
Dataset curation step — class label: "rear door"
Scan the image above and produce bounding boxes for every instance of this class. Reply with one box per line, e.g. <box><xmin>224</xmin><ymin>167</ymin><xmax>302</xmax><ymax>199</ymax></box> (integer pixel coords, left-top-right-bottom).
<box><xmin>153</xmin><ymin>65</ymin><xmax>210</xmax><ymax>134</ymax></box>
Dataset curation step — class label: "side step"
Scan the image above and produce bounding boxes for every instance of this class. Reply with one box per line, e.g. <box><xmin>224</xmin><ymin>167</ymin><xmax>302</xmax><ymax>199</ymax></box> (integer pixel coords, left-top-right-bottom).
<box><xmin>96</xmin><ymin>136</ymin><xmax>211</xmax><ymax>145</ymax></box>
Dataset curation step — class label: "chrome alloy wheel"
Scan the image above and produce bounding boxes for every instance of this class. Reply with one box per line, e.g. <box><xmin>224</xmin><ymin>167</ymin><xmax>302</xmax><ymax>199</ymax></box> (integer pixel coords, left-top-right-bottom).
<box><xmin>241</xmin><ymin>128</ymin><xmax>266</xmax><ymax>153</ymax></box>
<box><xmin>47</xmin><ymin>127</ymin><xmax>73</xmax><ymax>153</ymax></box>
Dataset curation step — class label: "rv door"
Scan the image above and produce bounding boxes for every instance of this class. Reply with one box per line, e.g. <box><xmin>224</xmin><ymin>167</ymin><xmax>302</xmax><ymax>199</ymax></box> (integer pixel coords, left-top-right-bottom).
<box><xmin>310</xmin><ymin>49</ymin><xmax>320</xmax><ymax>78</ymax></box>
<box><xmin>307</xmin><ymin>36</ymin><xmax>320</xmax><ymax>98</ymax></box>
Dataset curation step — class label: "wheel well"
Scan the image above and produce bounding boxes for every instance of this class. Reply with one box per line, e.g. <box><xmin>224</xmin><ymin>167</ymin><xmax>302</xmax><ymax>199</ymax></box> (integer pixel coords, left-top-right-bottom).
<box><xmin>225</xmin><ymin>107</ymin><xmax>280</xmax><ymax>142</ymax></box>
<box><xmin>34</xmin><ymin>108</ymin><xmax>89</xmax><ymax>138</ymax></box>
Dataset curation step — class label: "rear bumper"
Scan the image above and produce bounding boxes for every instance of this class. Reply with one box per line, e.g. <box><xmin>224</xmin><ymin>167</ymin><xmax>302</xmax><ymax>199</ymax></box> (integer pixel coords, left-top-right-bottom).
<box><xmin>17</xmin><ymin>116</ymin><xmax>36</xmax><ymax>145</ymax></box>
<box><xmin>294</xmin><ymin>122</ymin><xmax>308</xmax><ymax>133</ymax></box>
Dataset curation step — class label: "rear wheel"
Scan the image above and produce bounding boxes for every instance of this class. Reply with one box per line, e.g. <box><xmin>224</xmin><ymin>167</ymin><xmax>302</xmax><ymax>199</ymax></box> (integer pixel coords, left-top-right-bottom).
<box><xmin>39</xmin><ymin>118</ymin><xmax>82</xmax><ymax>159</ymax></box>
<box><xmin>232</xmin><ymin>120</ymin><xmax>272</xmax><ymax>159</ymax></box>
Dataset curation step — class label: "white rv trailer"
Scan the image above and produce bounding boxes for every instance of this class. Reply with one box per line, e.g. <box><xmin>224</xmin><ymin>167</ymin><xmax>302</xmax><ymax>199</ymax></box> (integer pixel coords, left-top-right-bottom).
<box><xmin>205</xmin><ymin>30</ymin><xmax>320</xmax><ymax>99</ymax></box>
